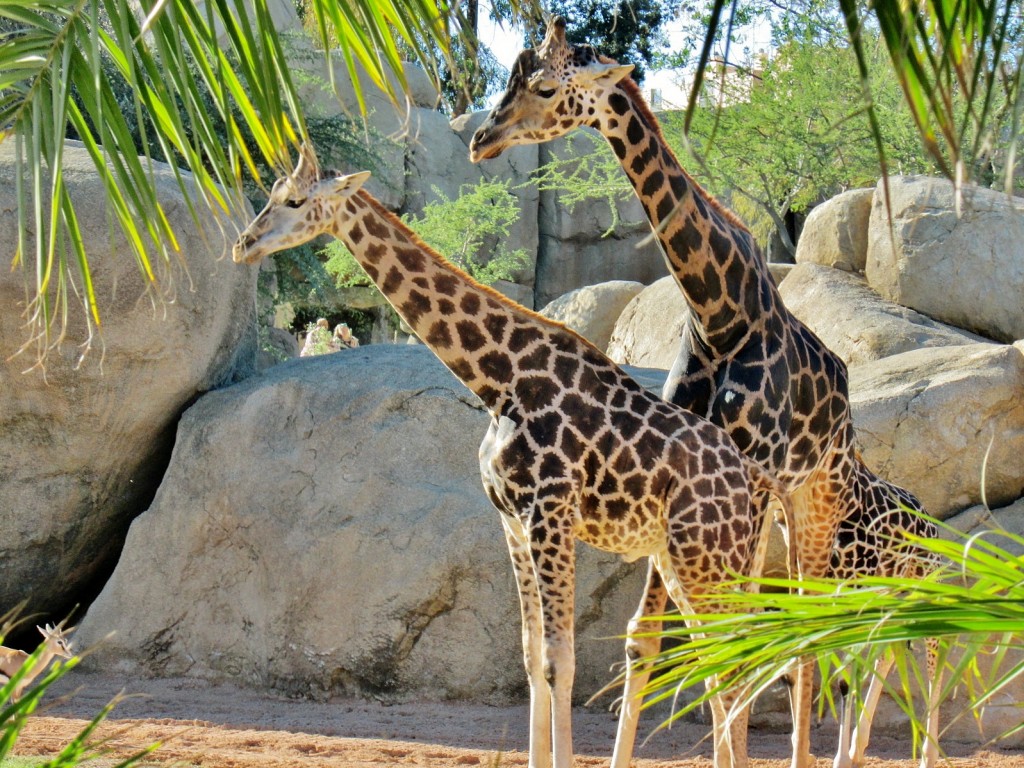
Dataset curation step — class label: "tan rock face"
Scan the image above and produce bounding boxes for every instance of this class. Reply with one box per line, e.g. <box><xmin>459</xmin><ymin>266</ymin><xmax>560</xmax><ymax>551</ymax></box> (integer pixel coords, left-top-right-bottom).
<box><xmin>779</xmin><ymin>263</ymin><xmax>984</xmax><ymax>366</ymax></box>
<box><xmin>606</xmin><ymin>276</ymin><xmax>690</xmax><ymax>370</ymax></box>
<box><xmin>77</xmin><ymin>346</ymin><xmax>647</xmax><ymax>703</ymax></box>
<box><xmin>850</xmin><ymin>343</ymin><xmax>1024</xmax><ymax>519</ymax></box>
<box><xmin>0</xmin><ymin>141</ymin><xmax>258</xmax><ymax>621</ymax></box>
<box><xmin>795</xmin><ymin>187</ymin><xmax>873</xmax><ymax>272</ymax></box>
<box><xmin>538</xmin><ymin>280</ymin><xmax>644</xmax><ymax>352</ymax></box>
<box><xmin>865</xmin><ymin>176</ymin><xmax>1024</xmax><ymax>343</ymax></box>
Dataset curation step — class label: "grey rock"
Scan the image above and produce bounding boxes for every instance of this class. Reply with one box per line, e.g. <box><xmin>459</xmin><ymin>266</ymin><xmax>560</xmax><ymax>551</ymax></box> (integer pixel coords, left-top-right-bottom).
<box><xmin>865</xmin><ymin>176</ymin><xmax>1024</xmax><ymax>342</ymax></box>
<box><xmin>606</xmin><ymin>276</ymin><xmax>689</xmax><ymax>370</ymax></box>
<box><xmin>850</xmin><ymin>343</ymin><xmax>1024</xmax><ymax>519</ymax></box>
<box><xmin>539</xmin><ymin>281</ymin><xmax>645</xmax><ymax>352</ymax></box>
<box><xmin>0</xmin><ymin>140</ymin><xmax>258</xmax><ymax>621</ymax></box>
<box><xmin>779</xmin><ymin>263</ymin><xmax>985</xmax><ymax>366</ymax></box>
<box><xmin>78</xmin><ymin>346</ymin><xmax>660</xmax><ymax>703</ymax></box>
<box><xmin>795</xmin><ymin>187</ymin><xmax>873</xmax><ymax>272</ymax></box>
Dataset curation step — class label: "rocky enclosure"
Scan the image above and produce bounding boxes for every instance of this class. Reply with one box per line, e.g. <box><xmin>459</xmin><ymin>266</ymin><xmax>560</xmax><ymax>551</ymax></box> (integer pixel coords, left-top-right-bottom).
<box><xmin>2</xmin><ymin>32</ymin><xmax>1023</xmax><ymax>751</ymax></box>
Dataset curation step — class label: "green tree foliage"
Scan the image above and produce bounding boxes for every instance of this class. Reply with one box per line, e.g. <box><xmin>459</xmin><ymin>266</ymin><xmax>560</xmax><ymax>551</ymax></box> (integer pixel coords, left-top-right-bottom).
<box><xmin>679</xmin><ymin>33</ymin><xmax>937</xmax><ymax>256</ymax></box>
<box><xmin>323</xmin><ymin>178</ymin><xmax>530</xmax><ymax>289</ymax></box>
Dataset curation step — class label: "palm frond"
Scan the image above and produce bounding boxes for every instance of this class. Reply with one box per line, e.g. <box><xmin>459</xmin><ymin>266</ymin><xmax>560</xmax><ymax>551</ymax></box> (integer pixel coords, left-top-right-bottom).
<box><xmin>1</xmin><ymin>0</ymin><xmax>465</xmax><ymax>369</ymax></box>
<box><xmin>633</xmin><ymin>522</ymin><xmax>1024</xmax><ymax>746</ymax></box>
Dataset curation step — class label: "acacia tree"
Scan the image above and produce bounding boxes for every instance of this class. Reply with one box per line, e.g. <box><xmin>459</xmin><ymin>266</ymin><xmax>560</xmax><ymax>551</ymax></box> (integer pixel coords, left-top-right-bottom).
<box><xmin>680</xmin><ymin>33</ymin><xmax>937</xmax><ymax>257</ymax></box>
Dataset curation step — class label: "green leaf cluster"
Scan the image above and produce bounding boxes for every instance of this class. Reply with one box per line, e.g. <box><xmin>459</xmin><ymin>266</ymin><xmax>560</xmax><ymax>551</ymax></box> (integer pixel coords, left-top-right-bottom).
<box><xmin>633</xmin><ymin>518</ymin><xmax>1024</xmax><ymax>751</ymax></box>
<box><xmin>324</xmin><ymin>177</ymin><xmax>530</xmax><ymax>289</ymax></box>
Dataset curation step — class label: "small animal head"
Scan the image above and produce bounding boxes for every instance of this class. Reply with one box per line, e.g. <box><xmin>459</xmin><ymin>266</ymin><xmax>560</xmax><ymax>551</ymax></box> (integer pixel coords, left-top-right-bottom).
<box><xmin>469</xmin><ymin>16</ymin><xmax>633</xmax><ymax>162</ymax></box>
<box><xmin>38</xmin><ymin>623</ymin><xmax>74</xmax><ymax>659</ymax></box>
<box><xmin>233</xmin><ymin>144</ymin><xmax>371</xmax><ymax>264</ymax></box>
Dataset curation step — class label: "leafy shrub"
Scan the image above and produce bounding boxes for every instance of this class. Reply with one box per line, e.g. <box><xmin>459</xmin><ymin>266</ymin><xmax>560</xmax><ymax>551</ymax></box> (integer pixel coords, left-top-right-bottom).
<box><xmin>323</xmin><ymin>177</ymin><xmax>531</xmax><ymax>289</ymax></box>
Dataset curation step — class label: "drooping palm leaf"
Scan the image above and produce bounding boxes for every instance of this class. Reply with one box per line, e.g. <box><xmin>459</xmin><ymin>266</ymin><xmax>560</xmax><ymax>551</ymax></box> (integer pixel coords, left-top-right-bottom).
<box><xmin>633</xmin><ymin>523</ymin><xmax>1024</xmax><ymax>749</ymax></box>
<box><xmin>0</xmin><ymin>0</ymin><xmax>464</xmax><ymax>369</ymax></box>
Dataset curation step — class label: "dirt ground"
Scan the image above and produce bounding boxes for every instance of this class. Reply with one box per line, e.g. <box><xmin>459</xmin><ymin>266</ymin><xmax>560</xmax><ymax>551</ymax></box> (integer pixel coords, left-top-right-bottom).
<box><xmin>12</xmin><ymin>671</ymin><xmax>1024</xmax><ymax>767</ymax></box>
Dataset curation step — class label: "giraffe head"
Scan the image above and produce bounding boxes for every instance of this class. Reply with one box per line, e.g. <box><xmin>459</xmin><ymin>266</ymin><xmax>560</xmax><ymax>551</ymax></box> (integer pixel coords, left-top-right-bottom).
<box><xmin>469</xmin><ymin>16</ymin><xmax>634</xmax><ymax>162</ymax></box>
<box><xmin>233</xmin><ymin>144</ymin><xmax>370</xmax><ymax>264</ymax></box>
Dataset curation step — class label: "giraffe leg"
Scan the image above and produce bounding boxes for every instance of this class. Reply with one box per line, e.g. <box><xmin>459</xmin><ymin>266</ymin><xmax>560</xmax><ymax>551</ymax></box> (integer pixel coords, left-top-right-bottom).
<box><xmin>527</xmin><ymin>511</ymin><xmax>577</xmax><ymax>768</ymax></box>
<box><xmin>789</xmin><ymin>489</ymin><xmax>842</xmax><ymax>768</ymax></box>
<box><xmin>920</xmin><ymin>638</ymin><xmax>941</xmax><ymax>768</ymax></box>
<box><xmin>834</xmin><ymin>676</ymin><xmax>855</xmax><ymax>768</ymax></box>
<box><xmin>610</xmin><ymin>560</ymin><xmax>669</xmax><ymax>768</ymax></box>
<box><xmin>654</xmin><ymin>556</ymin><xmax>749</xmax><ymax>768</ymax></box>
<box><xmin>849</xmin><ymin>650</ymin><xmax>894</xmax><ymax>767</ymax></box>
<box><xmin>500</xmin><ymin>515</ymin><xmax>553</xmax><ymax>768</ymax></box>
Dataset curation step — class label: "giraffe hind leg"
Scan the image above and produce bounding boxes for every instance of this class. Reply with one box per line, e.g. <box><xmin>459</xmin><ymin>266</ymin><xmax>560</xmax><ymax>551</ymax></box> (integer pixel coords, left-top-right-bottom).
<box><xmin>610</xmin><ymin>560</ymin><xmax>669</xmax><ymax>768</ymax></box>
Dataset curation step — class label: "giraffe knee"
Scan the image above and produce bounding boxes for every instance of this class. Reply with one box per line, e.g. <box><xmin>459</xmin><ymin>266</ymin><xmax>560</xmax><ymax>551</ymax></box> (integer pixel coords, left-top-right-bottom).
<box><xmin>624</xmin><ymin>634</ymin><xmax>656</xmax><ymax>662</ymax></box>
<box><xmin>543</xmin><ymin>659</ymin><xmax>558</xmax><ymax>687</ymax></box>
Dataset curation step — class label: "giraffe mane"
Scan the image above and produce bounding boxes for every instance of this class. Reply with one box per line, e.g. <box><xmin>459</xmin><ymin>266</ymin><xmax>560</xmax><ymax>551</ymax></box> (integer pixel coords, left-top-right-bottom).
<box><xmin>613</xmin><ymin>75</ymin><xmax>752</xmax><ymax>235</ymax></box>
<box><xmin>355</xmin><ymin>190</ymin><xmax>613</xmax><ymax>361</ymax></box>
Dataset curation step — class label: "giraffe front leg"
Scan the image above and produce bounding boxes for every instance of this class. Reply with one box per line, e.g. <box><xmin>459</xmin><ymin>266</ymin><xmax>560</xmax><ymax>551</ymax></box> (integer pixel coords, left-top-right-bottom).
<box><xmin>833</xmin><ymin>675</ymin><xmax>855</xmax><ymax>768</ymax></box>
<box><xmin>849</xmin><ymin>650</ymin><xmax>894</xmax><ymax>767</ymax></box>
<box><xmin>610</xmin><ymin>560</ymin><xmax>669</xmax><ymax>768</ymax></box>
<box><xmin>500</xmin><ymin>515</ymin><xmax>553</xmax><ymax>768</ymax></box>
<box><xmin>528</xmin><ymin>512</ymin><xmax>577</xmax><ymax>768</ymax></box>
<box><xmin>920</xmin><ymin>637</ymin><xmax>941</xmax><ymax>768</ymax></box>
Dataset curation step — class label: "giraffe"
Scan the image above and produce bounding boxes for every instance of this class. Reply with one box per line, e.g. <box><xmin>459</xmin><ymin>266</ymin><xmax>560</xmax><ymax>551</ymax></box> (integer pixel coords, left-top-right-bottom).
<box><xmin>827</xmin><ymin>465</ymin><xmax>941</xmax><ymax>768</ymax></box>
<box><xmin>232</xmin><ymin>144</ymin><xmax>792</xmax><ymax>768</ymax></box>
<box><xmin>469</xmin><ymin>17</ymin><xmax>931</xmax><ymax>768</ymax></box>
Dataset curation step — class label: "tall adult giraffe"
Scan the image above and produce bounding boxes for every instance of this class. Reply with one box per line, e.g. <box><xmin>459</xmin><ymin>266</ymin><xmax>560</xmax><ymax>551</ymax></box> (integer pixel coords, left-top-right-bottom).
<box><xmin>233</xmin><ymin>145</ymin><xmax>790</xmax><ymax>768</ymax></box>
<box><xmin>470</xmin><ymin>17</ymin><xmax>929</xmax><ymax>768</ymax></box>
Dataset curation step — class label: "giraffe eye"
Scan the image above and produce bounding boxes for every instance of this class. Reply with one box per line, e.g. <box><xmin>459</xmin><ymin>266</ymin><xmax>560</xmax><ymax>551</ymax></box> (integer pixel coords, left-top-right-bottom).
<box><xmin>285</xmin><ymin>198</ymin><xmax>305</xmax><ymax>209</ymax></box>
<box><xmin>537</xmin><ymin>88</ymin><xmax>557</xmax><ymax>99</ymax></box>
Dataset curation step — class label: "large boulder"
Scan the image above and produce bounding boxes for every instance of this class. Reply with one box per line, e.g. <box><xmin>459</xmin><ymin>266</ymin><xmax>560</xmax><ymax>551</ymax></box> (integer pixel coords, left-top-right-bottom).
<box><xmin>795</xmin><ymin>187</ymin><xmax>873</xmax><ymax>272</ymax></box>
<box><xmin>865</xmin><ymin>176</ymin><xmax>1024</xmax><ymax>342</ymax></box>
<box><xmin>0</xmin><ymin>141</ymin><xmax>258</xmax><ymax>624</ymax></box>
<box><xmin>539</xmin><ymin>280</ymin><xmax>645</xmax><ymax>352</ymax></box>
<box><xmin>850</xmin><ymin>343</ymin><xmax>1024</xmax><ymax>519</ymax></box>
<box><xmin>77</xmin><ymin>346</ymin><xmax>651</xmax><ymax>703</ymax></box>
<box><xmin>607</xmin><ymin>276</ymin><xmax>689</xmax><ymax>370</ymax></box>
<box><xmin>779</xmin><ymin>264</ymin><xmax>984</xmax><ymax>366</ymax></box>
<box><xmin>534</xmin><ymin>131</ymin><xmax>667</xmax><ymax>307</ymax></box>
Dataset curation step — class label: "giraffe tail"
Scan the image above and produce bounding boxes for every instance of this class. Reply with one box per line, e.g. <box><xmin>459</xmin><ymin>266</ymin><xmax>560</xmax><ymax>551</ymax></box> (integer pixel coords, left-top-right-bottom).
<box><xmin>743</xmin><ymin>458</ymin><xmax>799</xmax><ymax>581</ymax></box>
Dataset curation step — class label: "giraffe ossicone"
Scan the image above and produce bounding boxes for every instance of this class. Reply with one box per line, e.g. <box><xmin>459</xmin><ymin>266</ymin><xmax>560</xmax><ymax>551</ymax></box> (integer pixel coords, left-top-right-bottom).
<box><xmin>234</xmin><ymin>143</ymin><xmax>791</xmax><ymax>768</ymax></box>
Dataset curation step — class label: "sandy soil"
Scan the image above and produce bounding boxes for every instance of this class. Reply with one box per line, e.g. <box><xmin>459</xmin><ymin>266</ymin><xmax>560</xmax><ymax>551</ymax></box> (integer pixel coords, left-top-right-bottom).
<box><xmin>11</xmin><ymin>671</ymin><xmax>1024</xmax><ymax>767</ymax></box>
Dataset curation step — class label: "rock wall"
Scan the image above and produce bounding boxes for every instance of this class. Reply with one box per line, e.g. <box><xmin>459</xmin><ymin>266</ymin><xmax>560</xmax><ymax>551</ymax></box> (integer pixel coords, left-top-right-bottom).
<box><xmin>0</xmin><ymin>141</ymin><xmax>258</xmax><ymax>624</ymax></box>
<box><xmin>77</xmin><ymin>346</ymin><xmax>659</xmax><ymax>704</ymax></box>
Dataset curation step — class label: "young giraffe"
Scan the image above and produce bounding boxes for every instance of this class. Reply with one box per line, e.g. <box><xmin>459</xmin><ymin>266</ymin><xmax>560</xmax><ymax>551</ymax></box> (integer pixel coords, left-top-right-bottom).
<box><xmin>469</xmin><ymin>17</ymin><xmax>931</xmax><ymax>768</ymax></box>
<box><xmin>233</xmin><ymin>145</ymin><xmax>791</xmax><ymax>768</ymax></box>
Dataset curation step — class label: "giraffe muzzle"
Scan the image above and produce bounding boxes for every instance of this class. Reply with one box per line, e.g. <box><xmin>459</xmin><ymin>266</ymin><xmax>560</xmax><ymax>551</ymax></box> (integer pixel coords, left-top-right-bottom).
<box><xmin>232</xmin><ymin>233</ymin><xmax>260</xmax><ymax>264</ymax></box>
<box><xmin>469</xmin><ymin>125</ymin><xmax>504</xmax><ymax>163</ymax></box>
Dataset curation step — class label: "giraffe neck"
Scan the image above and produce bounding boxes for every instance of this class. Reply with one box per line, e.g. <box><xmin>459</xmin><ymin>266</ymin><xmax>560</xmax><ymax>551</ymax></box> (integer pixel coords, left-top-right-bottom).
<box><xmin>594</xmin><ymin>82</ymin><xmax>775</xmax><ymax>351</ymax></box>
<box><xmin>332</xmin><ymin>191</ymin><xmax>566</xmax><ymax>412</ymax></box>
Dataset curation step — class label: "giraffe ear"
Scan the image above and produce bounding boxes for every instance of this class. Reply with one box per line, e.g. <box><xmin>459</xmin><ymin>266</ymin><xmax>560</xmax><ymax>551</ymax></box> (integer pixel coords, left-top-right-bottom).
<box><xmin>577</xmin><ymin>61</ymin><xmax>634</xmax><ymax>86</ymax></box>
<box><xmin>327</xmin><ymin>170</ymin><xmax>371</xmax><ymax>197</ymax></box>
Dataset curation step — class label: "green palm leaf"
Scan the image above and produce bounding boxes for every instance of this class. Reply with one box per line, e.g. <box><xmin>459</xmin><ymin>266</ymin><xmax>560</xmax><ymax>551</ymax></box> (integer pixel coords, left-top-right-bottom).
<box><xmin>632</xmin><ymin>522</ymin><xmax>1024</xmax><ymax>749</ymax></box>
<box><xmin>1</xmin><ymin>0</ymin><xmax>463</xmax><ymax>368</ymax></box>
